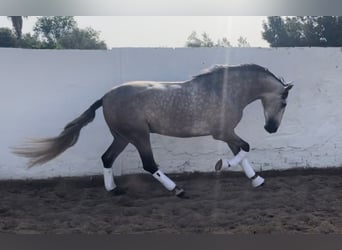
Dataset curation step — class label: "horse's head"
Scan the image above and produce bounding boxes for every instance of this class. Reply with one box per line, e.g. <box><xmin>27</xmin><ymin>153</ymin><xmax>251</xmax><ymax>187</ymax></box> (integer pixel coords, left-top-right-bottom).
<box><xmin>261</xmin><ymin>82</ymin><xmax>293</xmax><ymax>134</ymax></box>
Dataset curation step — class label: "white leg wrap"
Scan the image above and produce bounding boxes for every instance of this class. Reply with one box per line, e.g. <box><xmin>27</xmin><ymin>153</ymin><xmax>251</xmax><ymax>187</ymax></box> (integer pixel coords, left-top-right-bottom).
<box><xmin>251</xmin><ymin>176</ymin><xmax>265</xmax><ymax>188</ymax></box>
<box><xmin>103</xmin><ymin>168</ymin><xmax>116</xmax><ymax>191</ymax></box>
<box><xmin>152</xmin><ymin>170</ymin><xmax>176</xmax><ymax>191</ymax></box>
<box><xmin>240</xmin><ymin>159</ymin><xmax>264</xmax><ymax>187</ymax></box>
<box><xmin>216</xmin><ymin>150</ymin><xmax>248</xmax><ymax>171</ymax></box>
<box><xmin>240</xmin><ymin>158</ymin><xmax>255</xmax><ymax>179</ymax></box>
<box><xmin>229</xmin><ymin>150</ymin><xmax>248</xmax><ymax>166</ymax></box>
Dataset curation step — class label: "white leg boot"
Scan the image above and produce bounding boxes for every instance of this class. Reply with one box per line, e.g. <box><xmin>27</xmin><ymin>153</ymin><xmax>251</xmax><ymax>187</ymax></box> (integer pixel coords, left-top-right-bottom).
<box><xmin>240</xmin><ymin>159</ymin><xmax>265</xmax><ymax>187</ymax></box>
<box><xmin>152</xmin><ymin>170</ymin><xmax>186</xmax><ymax>198</ymax></box>
<box><xmin>152</xmin><ymin>170</ymin><xmax>176</xmax><ymax>191</ymax></box>
<box><xmin>215</xmin><ymin>150</ymin><xmax>248</xmax><ymax>171</ymax></box>
<box><xmin>103</xmin><ymin>167</ymin><xmax>116</xmax><ymax>191</ymax></box>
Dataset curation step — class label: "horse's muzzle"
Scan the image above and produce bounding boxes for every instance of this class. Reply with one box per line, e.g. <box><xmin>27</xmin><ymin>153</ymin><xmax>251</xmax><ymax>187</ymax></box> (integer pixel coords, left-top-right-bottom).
<box><xmin>264</xmin><ymin>120</ymin><xmax>278</xmax><ymax>134</ymax></box>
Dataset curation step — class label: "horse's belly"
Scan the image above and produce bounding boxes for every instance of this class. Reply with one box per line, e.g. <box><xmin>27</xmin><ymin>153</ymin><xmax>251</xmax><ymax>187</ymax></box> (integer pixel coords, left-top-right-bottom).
<box><xmin>147</xmin><ymin>116</ymin><xmax>211</xmax><ymax>138</ymax></box>
<box><xmin>151</xmin><ymin>128</ymin><xmax>210</xmax><ymax>138</ymax></box>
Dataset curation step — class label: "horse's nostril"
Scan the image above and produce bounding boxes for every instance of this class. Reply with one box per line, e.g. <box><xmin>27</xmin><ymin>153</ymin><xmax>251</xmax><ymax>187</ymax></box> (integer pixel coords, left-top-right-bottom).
<box><xmin>264</xmin><ymin>121</ymin><xmax>278</xmax><ymax>133</ymax></box>
<box><xmin>269</xmin><ymin>128</ymin><xmax>277</xmax><ymax>133</ymax></box>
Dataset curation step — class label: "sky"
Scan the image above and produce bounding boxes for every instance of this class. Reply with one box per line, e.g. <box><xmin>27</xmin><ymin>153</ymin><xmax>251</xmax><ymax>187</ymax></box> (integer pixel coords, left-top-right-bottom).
<box><xmin>0</xmin><ymin>16</ymin><xmax>269</xmax><ymax>48</ymax></box>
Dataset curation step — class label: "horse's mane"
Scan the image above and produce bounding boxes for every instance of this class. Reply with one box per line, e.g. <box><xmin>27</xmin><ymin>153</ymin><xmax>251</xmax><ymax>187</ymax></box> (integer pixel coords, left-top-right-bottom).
<box><xmin>192</xmin><ymin>64</ymin><xmax>286</xmax><ymax>85</ymax></box>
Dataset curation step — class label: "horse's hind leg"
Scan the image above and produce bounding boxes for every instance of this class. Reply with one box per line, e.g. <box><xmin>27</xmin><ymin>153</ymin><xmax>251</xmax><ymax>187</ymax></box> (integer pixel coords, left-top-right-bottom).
<box><xmin>101</xmin><ymin>135</ymin><xmax>128</xmax><ymax>195</ymax></box>
<box><xmin>130</xmin><ymin>132</ymin><xmax>186</xmax><ymax>198</ymax></box>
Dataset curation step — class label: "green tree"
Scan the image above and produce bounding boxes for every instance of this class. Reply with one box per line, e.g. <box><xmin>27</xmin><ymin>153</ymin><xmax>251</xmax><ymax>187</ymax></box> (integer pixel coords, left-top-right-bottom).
<box><xmin>186</xmin><ymin>31</ymin><xmax>232</xmax><ymax>47</ymax></box>
<box><xmin>216</xmin><ymin>37</ymin><xmax>232</xmax><ymax>47</ymax></box>
<box><xmin>34</xmin><ymin>16</ymin><xmax>77</xmax><ymax>48</ymax></box>
<box><xmin>186</xmin><ymin>31</ymin><xmax>215</xmax><ymax>47</ymax></box>
<box><xmin>57</xmin><ymin>27</ymin><xmax>107</xmax><ymax>50</ymax></box>
<box><xmin>262</xmin><ymin>16</ymin><xmax>342</xmax><ymax>47</ymax></box>
<box><xmin>0</xmin><ymin>28</ymin><xmax>16</xmax><ymax>47</ymax></box>
<box><xmin>201</xmin><ymin>32</ymin><xmax>214</xmax><ymax>47</ymax></box>
<box><xmin>17</xmin><ymin>33</ymin><xmax>43</xmax><ymax>49</ymax></box>
<box><xmin>32</xmin><ymin>16</ymin><xmax>107</xmax><ymax>49</ymax></box>
<box><xmin>262</xmin><ymin>16</ymin><xmax>289</xmax><ymax>47</ymax></box>
<box><xmin>237</xmin><ymin>36</ymin><xmax>250</xmax><ymax>47</ymax></box>
<box><xmin>186</xmin><ymin>31</ymin><xmax>202</xmax><ymax>47</ymax></box>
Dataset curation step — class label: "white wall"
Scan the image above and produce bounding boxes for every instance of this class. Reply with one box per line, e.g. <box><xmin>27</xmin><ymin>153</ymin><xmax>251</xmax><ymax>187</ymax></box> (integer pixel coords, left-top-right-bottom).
<box><xmin>1</xmin><ymin>47</ymin><xmax>342</xmax><ymax>180</ymax></box>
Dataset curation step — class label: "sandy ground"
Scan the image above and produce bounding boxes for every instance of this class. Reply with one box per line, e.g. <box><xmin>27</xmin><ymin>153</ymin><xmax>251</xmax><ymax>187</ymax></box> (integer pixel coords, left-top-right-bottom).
<box><xmin>0</xmin><ymin>168</ymin><xmax>342</xmax><ymax>234</ymax></box>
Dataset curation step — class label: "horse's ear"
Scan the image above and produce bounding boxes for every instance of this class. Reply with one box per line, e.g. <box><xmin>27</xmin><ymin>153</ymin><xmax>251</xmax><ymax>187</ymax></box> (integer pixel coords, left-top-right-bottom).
<box><xmin>282</xmin><ymin>83</ymin><xmax>293</xmax><ymax>99</ymax></box>
<box><xmin>285</xmin><ymin>83</ymin><xmax>294</xmax><ymax>91</ymax></box>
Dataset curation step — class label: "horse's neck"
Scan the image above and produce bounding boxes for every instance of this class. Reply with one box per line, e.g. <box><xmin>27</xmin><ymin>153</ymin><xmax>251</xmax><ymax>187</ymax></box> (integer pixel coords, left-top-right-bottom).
<box><xmin>242</xmin><ymin>88</ymin><xmax>263</xmax><ymax>107</ymax></box>
<box><xmin>186</xmin><ymin>76</ymin><xmax>264</xmax><ymax>109</ymax></box>
<box><xmin>227</xmin><ymin>81</ymin><xmax>263</xmax><ymax>110</ymax></box>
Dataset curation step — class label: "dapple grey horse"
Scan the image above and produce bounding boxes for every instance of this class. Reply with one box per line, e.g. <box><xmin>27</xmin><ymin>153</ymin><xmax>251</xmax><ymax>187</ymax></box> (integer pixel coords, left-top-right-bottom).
<box><xmin>13</xmin><ymin>64</ymin><xmax>293</xmax><ymax>198</ymax></box>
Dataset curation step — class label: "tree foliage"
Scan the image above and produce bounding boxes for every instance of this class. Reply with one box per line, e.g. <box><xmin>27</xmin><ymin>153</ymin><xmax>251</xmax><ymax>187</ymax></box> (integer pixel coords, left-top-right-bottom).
<box><xmin>0</xmin><ymin>28</ymin><xmax>16</xmax><ymax>47</ymax></box>
<box><xmin>237</xmin><ymin>36</ymin><xmax>250</xmax><ymax>47</ymax></box>
<box><xmin>186</xmin><ymin>31</ymin><xmax>250</xmax><ymax>47</ymax></box>
<box><xmin>186</xmin><ymin>31</ymin><xmax>231</xmax><ymax>47</ymax></box>
<box><xmin>17</xmin><ymin>33</ymin><xmax>43</xmax><ymax>49</ymax></box>
<box><xmin>33</xmin><ymin>16</ymin><xmax>77</xmax><ymax>47</ymax></box>
<box><xmin>262</xmin><ymin>16</ymin><xmax>342</xmax><ymax>47</ymax></box>
<box><xmin>58</xmin><ymin>28</ymin><xmax>107</xmax><ymax>50</ymax></box>
<box><xmin>0</xmin><ymin>16</ymin><xmax>107</xmax><ymax>50</ymax></box>
<box><xmin>0</xmin><ymin>25</ymin><xmax>41</xmax><ymax>49</ymax></box>
<box><xmin>216</xmin><ymin>37</ymin><xmax>232</xmax><ymax>47</ymax></box>
<box><xmin>186</xmin><ymin>31</ymin><xmax>208</xmax><ymax>47</ymax></box>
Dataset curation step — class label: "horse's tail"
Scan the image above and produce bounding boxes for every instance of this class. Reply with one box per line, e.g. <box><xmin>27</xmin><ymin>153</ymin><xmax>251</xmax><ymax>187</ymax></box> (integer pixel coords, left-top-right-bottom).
<box><xmin>12</xmin><ymin>99</ymin><xmax>103</xmax><ymax>167</ymax></box>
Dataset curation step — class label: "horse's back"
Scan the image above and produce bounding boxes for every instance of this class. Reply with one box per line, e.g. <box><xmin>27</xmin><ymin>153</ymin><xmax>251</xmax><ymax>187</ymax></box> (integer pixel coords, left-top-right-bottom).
<box><xmin>108</xmin><ymin>81</ymin><xmax>183</xmax><ymax>97</ymax></box>
<box><xmin>102</xmin><ymin>80</ymin><xmax>216</xmax><ymax>137</ymax></box>
<box><xmin>102</xmin><ymin>81</ymin><xmax>183</xmax><ymax>132</ymax></box>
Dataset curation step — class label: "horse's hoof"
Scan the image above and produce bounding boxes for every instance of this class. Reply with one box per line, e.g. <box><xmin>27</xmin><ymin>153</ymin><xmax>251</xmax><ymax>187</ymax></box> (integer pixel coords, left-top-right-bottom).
<box><xmin>177</xmin><ymin>191</ymin><xmax>190</xmax><ymax>199</ymax></box>
<box><xmin>110</xmin><ymin>187</ymin><xmax>126</xmax><ymax>196</ymax></box>
<box><xmin>174</xmin><ymin>187</ymin><xmax>189</xmax><ymax>199</ymax></box>
<box><xmin>252</xmin><ymin>176</ymin><xmax>265</xmax><ymax>188</ymax></box>
<box><xmin>215</xmin><ymin>159</ymin><xmax>223</xmax><ymax>171</ymax></box>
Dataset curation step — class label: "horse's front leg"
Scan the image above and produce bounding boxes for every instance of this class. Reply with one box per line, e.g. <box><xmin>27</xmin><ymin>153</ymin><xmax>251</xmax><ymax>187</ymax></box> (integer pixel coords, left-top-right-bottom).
<box><xmin>214</xmin><ymin>133</ymin><xmax>264</xmax><ymax>188</ymax></box>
